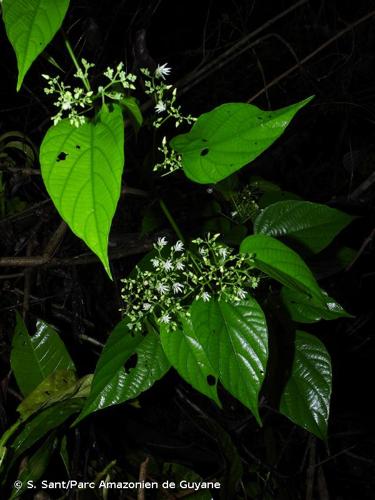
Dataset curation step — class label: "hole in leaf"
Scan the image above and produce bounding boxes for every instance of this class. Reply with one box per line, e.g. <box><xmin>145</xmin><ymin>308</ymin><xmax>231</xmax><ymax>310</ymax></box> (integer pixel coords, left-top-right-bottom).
<box><xmin>57</xmin><ymin>152</ymin><xmax>68</xmax><ymax>162</ymax></box>
<box><xmin>200</xmin><ymin>148</ymin><xmax>209</xmax><ymax>156</ymax></box>
<box><xmin>124</xmin><ymin>353</ymin><xmax>138</xmax><ymax>372</ymax></box>
<box><xmin>207</xmin><ymin>375</ymin><xmax>216</xmax><ymax>386</ymax></box>
<box><xmin>75</xmin><ymin>145</ymin><xmax>81</xmax><ymax>149</ymax></box>
<box><xmin>202</xmin><ymin>138</ymin><xmax>208</xmax><ymax>143</ymax></box>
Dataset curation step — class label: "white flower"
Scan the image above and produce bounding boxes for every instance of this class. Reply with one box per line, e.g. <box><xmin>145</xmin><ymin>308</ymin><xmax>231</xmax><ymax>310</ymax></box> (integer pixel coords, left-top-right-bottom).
<box><xmin>151</xmin><ymin>258</ymin><xmax>160</xmax><ymax>268</ymax></box>
<box><xmin>156</xmin><ymin>236</ymin><xmax>168</xmax><ymax>248</ymax></box>
<box><xmin>172</xmin><ymin>282</ymin><xmax>184</xmax><ymax>294</ymax></box>
<box><xmin>174</xmin><ymin>241</ymin><xmax>184</xmax><ymax>252</ymax></box>
<box><xmin>155</xmin><ymin>63</ymin><xmax>171</xmax><ymax>80</ymax></box>
<box><xmin>163</xmin><ymin>259</ymin><xmax>173</xmax><ymax>272</ymax></box>
<box><xmin>199</xmin><ymin>247</ymin><xmax>208</xmax><ymax>256</ymax></box>
<box><xmin>155</xmin><ymin>101</ymin><xmax>167</xmax><ymax>113</ymax></box>
<box><xmin>156</xmin><ymin>283</ymin><xmax>169</xmax><ymax>294</ymax></box>
<box><xmin>202</xmin><ymin>292</ymin><xmax>211</xmax><ymax>302</ymax></box>
<box><xmin>142</xmin><ymin>302</ymin><xmax>152</xmax><ymax>311</ymax></box>
<box><xmin>61</xmin><ymin>91</ymin><xmax>73</xmax><ymax>110</ymax></box>
<box><xmin>218</xmin><ymin>247</ymin><xmax>229</xmax><ymax>259</ymax></box>
<box><xmin>160</xmin><ymin>313</ymin><xmax>171</xmax><ymax>324</ymax></box>
<box><xmin>175</xmin><ymin>261</ymin><xmax>185</xmax><ymax>271</ymax></box>
<box><xmin>236</xmin><ymin>288</ymin><xmax>247</xmax><ymax>300</ymax></box>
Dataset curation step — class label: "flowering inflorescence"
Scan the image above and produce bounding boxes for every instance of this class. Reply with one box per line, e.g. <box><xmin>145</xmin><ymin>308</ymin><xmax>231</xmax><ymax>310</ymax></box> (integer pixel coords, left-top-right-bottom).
<box><xmin>141</xmin><ymin>65</ymin><xmax>196</xmax><ymax>129</ymax></box>
<box><xmin>43</xmin><ymin>59</ymin><xmax>137</xmax><ymax>127</ymax></box>
<box><xmin>120</xmin><ymin>234</ymin><xmax>259</xmax><ymax>331</ymax></box>
<box><xmin>153</xmin><ymin>136</ymin><xmax>183</xmax><ymax>176</ymax></box>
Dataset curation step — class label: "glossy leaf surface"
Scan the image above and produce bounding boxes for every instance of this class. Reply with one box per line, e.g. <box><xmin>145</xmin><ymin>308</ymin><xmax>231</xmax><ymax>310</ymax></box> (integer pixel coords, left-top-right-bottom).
<box><xmin>190</xmin><ymin>299</ymin><xmax>268</xmax><ymax>423</ymax></box>
<box><xmin>10</xmin><ymin>314</ymin><xmax>75</xmax><ymax>397</ymax></box>
<box><xmin>77</xmin><ymin>321</ymin><xmax>169</xmax><ymax>422</ymax></box>
<box><xmin>280</xmin><ymin>331</ymin><xmax>332</xmax><ymax>440</ymax></box>
<box><xmin>2</xmin><ymin>0</ymin><xmax>70</xmax><ymax>91</ymax></box>
<box><xmin>281</xmin><ymin>287</ymin><xmax>352</xmax><ymax>323</ymax></box>
<box><xmin>11</xmin><ymin>399</ymin><xmax>84</xmax><ymax>461</ymax></box>
<box><xmin>254</xmin><ymin>200</ymin><xmax>354</xmax><ymax>253</ymax></box>
<box><xmin>40</xmin><ymin>105</ymin><xmax>124</xmax><ymax>278</ymax></box>
<box><xmin>160</xmin><ymin>315</ymin><xmax>221</xmax><ymax>406</ymax></box>
<box><xmin>240</xmin><ymin>234</ymin><xmax>324</xmax><ymax>300</ymax></box>
<box><xmin>170</xmin><ymin>97</ymin><xmax>313</xmax><ymax>184</ymax></box>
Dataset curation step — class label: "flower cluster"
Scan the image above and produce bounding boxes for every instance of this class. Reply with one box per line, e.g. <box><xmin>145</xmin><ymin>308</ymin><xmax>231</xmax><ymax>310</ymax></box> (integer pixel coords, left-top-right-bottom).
<box><xmin>42</xmin><ymin>71</ymin><xmax>94</xmax><ymax>127</ymax></box>
<box><xmin>141</xmin><ymin>65</ymin><xmax>196</xmax><ymax>128</ymax></box>
<box><xmin>98</xmin><ymin>62</ymin><xmax>137</xmax><ymax>101</ymax></box>
<box><xmin>120</xmin><ymin>234</ymin><xmax>259</xmax><ymax>331</ymax></box>
<box><xmin>153</xmin><ymin>136</ymin><xmax>183</xmax><ymax>175</ymax></box>
<box><xmin>43</xmin><ymin>60</ymin><xmax>137</xmax><ymax>127</ymax></box>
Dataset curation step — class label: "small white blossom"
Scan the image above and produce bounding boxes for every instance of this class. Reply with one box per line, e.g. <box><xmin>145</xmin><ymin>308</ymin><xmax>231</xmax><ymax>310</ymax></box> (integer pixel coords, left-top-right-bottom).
<box><xmin>236</xmin><ymin>289</ymin><xmax>247</xmax><ymax>300</ymax></box>
<box><xmin>202</xmin><ymin>292</ymin><xmax>211</xmax><ymax>302</ymax></box>
<box><xmin>163</xmin><ymin>259</ymin><xmax>173</xmax><ymax>272</ymax></box>
<box><xmin>156</xmin><ymin>237</ymin><xmax>168</xmax><ymax>248</ymax></box>
<box><xmin>155</xmin><ymin>101</ymin><xmax>167</xmax><ymax>113</ymax></box>
<box><xmin>160</xmin><ymin>313</ymin><xmax>171</xmax><ymax>324</ymax></box>
<box><xmin>151</xmin><ymin>258</ymin><xmax>160</xmax><ymax>268</ymax></box>
<box><xmin>175</xmin><ymin>261</ymin><xmax>185</xmax><ymax>271</ymax></box>
<box><xmin>155</xmin><ymin>63</ymin><xmax>171</xmax><ymax>80</ymax></box>
<box><xmin>218</xmin><ymin>247</ymin><xmax>229</xmax><ymax>259</ymax></box>
<box><xmin>174</xmin><ymin>241</ymin><xmax>184</xmax><ymax>252</ymax></box>
<box><xmin>156</xmin><ymin>283</ymin><xmax>169</xmax><ymax>294</ymax></box>
<box><xmin>172</xmin><ymin>282</ymin><xmax>184</xmax><ymax>294</ymax></box>
<box><xmin>142</xmin><ymin>303</ymin><xmax>152</xmax><ymax>311</ymax></box>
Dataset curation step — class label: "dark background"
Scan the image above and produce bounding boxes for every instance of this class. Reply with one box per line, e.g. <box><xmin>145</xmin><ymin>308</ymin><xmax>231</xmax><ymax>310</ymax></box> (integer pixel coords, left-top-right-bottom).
<box><xmin>1</xmin><ymin>1</ymin><xmax>375</xmax><ymax>498</ymax></box>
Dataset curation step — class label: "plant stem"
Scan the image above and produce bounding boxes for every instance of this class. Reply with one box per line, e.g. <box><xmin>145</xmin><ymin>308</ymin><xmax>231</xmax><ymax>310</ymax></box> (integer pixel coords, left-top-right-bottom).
<box><xmin>159</xmin><ymin>199</ymin><xmax>185</xmax><ymax>243</ymax></box>
<box><xmin>63</xmin><ymin>35</ymin><xmax>91</xmax><ymax>92</ymax></box>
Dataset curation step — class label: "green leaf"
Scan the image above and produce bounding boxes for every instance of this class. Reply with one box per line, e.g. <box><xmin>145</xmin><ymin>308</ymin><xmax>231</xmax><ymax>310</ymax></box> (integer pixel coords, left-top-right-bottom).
<box><xmin>77</xmin><ymin>321</ymin><xmax>169</xmax><ymax>422</ymax></box>
<box><xmin>10</xmin><ymin>314</ymin><xmax>75</xmax><ymax>396</ymax></box>
<box><xmin>10</xmin><ymin>399</ymin><xmax>84</xmax><ymax>463</ymax></box>
<box><xmin>17</xmin><ymin>369</ymin><xmax>77</xmax><ymax>419</ymax></box>
<box><xmin>10</xmin><ymin>434</ymin><xmax>57</xmax><ymax>499</ymax></box>
<box><xmin>190</xmin><ymin>299</ymin><xmax>268</xmax><ymax>423</ymax></box>
<box><xmin>280</xmin><ymin>331</ymin><xmax>332</xmax><ymax>440</ymax></box>
<box><xmin>120</xmin><ymin>96</ymin><xmax>143</xmax><ymax>129</ymax></box>
<box><xmin>170</xmin><ymin>97</ymin><xmax>313</xmax><ymax>184</ymax></box>
<box><xmin>240</xmin><ymin>234</ymin><xmax>324</xmax><ymax>300</ymax></box>
<box><xmin>2</xmin><ymin>0</ymin><xmax>70</xmax><ymax>91</ymax></box>
<box><xmin>254</xmin><ymin>201</ymin><xmax>354</xmax><ymax>253</ymax></box>
<box><xmin>39</xmin><ymin>105</ymin><xmax>125</xmax><ymax>278</ymax></box>
<box><xmin>281</xmin><ymin>287</ymin><xmax>352</xmax><ymax>324</ymax></box>
<box><xmin>17</xmin><ymin>372</ymin><xmax>91</xmax><ymax>423</ymax></box>
<box><xmin>160</xmin><ymin>315</ymin><xmax>221</xmax><ymax>406</ymax></box>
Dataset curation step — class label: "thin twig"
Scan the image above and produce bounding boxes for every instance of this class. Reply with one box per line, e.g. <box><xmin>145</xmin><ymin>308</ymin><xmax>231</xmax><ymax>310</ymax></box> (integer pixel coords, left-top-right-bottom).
<box><xmin>178</xmin><ymin>0</ymin><xmax>309</xmax><ymax>95</ymax></box>
<box><xmin>138</xmin><ymin>456</ymin><xmax>149</xmax><ymax>500</ymax></box>
<box><xmin>247</xmin><ymin>9</ymin><xmax>375</xmax><ymax>102</ymax></box>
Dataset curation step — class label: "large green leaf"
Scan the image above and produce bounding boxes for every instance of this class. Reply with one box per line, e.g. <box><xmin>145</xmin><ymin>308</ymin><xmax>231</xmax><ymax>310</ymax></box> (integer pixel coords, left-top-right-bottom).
<box><xmin>170</xmin><ymin>97</ymin><xmax>313</xmax><ymax>184</ymax></box>
<box><xmin>39</xmin><ymin>105</ymin><xmax>125</xmax><ymax>278</ymax></box>
<box><xmin>10</xmin><ymin>399</ymin><xmax>84</xmax><ymax>462</ymax></box>
<box><xmin>10</xmin><ymin>434</ymin><xmax>57</xmax><ymax>499</ymax></box>
<box><xmin>17</xmin><ymin>371</ymin><xmax>91</xmax><ymax>420</ymax></box>
<box><xmin>160</xmin><ymin>315</ymin><xmax>221</xmax><ymax>406</ymax></box>
<box><xmin>190</xmin><ymin>299</ymin><xmax>268</xmax><ymax>423</ymax></box>
<box><xmin>10</xmin><ymin>314</ymin><xmax>75</xmax><ymax>397</ymax></box>
<box><xmin>254</xmin><ymin>200</ymin><xmax>354</xmax><ymax>253</ymax></box>
<box><xmin>240</xmin><ymin>234</ymin><xmax>324</xmax><ymax>301</ymax></box>
<box><xmin>280</xmin><ymin>331</ymin><xmax>332</xmax><ymax>440</ymax></box>
<box><xmin>281</xmin><ymin>287</ymin><xmax>352</xmax><ymax>324</ymax></box>
<box><xmin>2</xmin><ymin>0</ymin><xmax>70</xmax><ymax>91</ymax></box>
<box><xmin>77</xmin><ymin>321</ymin><xmax>169</xmax><ymax>422</ymax></box>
